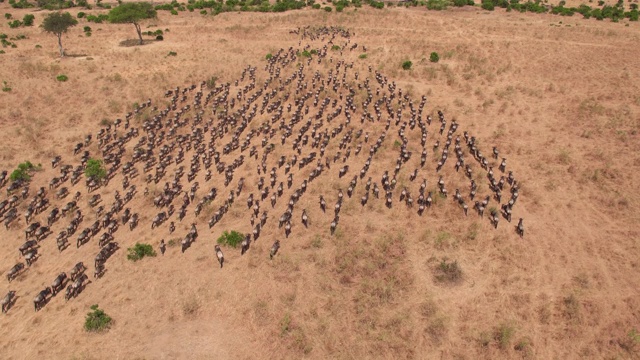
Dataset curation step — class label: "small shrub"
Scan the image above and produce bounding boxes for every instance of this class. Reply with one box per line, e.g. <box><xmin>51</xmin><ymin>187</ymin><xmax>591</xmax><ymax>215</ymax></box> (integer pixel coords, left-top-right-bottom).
<box><xmin>430</xmin><ymin>51</ymin><xmax>439</xmax><ymax>63</ymax></box>
<box><xmin>85</xmin><ymin>158</ymin><xmax>106</xmax><ymax>180</ymax></box>
<box><xmin>84</xmin><ymin>304</ymin><xmax>112</xmax><ymax>332</ymax></box>
<box><xmin>1</xmin><ymin>80</ymin><xmax>10</xmax><ymax>92</ymax></box>
<box><xmin>324</xmin><ymin>6</ymin><xmax>332</xmax><ymax>11</ymax></box>
<box><xmin>83</xmin><ymin>26</ymin><xmax>91</xmax><ymax>32</ymax></box>
<box><xmin>265</xmin><ymin>53</ymin><xmax>273</xmax><ymax>60</ymax></box>
<box><xmin>170</xmin><ymin>9</ymin><xmax>178</xmax><ymax>15</ymax></box>
<box><xmin>8</xmin><ymin>20</ymin><xmax>21</xmax><ymax>28</ymax></box>
<box><xmin>310</xmin><ymin>49</ymin><xmax>317</xmax><ymax>55</ymax></box>
<box><xmin>22</xmin><ymin>14</ymin><xmax>34</xmax><ymax>26</ymax></box>
<box><xmin>217</xmin><ymin>230</ymin><xmax>244</xmax><ymax>248</ymax></box>
<box><xmin>77</xmin><ymin>11</ymin><xmax>86</xmax><ymax>18</ymax></box>
<box><xmin>167</xmin><ymin>51</ymin><xmax>177</xmax><ymax>56</ymax></box>
<box><xmin>200</xmin><ymin>9</ymin><xmax>207</xmax><ymax>14</ymax></box>
<box><xmin>56</xmin><ymin>74</ymin><xmax>68</xmax><ymax>82</ymax></box>
<box><xmin>331</xmin><ymin>44</ymin><xmax>341</xmax><ymax>51</ymax></box>
<box><xmin>426</xmin><ymin>0</ymin><xmax>450</xmax><ymax>10</ymax></box>
<box><xmin>156</xmin><ymin>35</ymin><xmax>163</xmax><ymax>40</ymax></box>
<box><xmin>401</xmin><ymin>60</ymin><xmax>412</xmax><ymax>70</ymax></box>
<box><xmin>35</xmin><ymin>44</ymin><xmax>41</xmax><ymax>48</ymax></box>
<box><xmin>434</xmin><ymin>258</ymin><xmax>462</xmax><ymax>283</ymax></box>
<box><xmin>312</xmin><ymin>3</ymin><xmax>321</xmax><ymax>8</ymax></box>
<box><xmin>358</xmin><ymin>53</ymin><xmax>367</xmax><ymax>59</ymax></box>
<box><xmin>481</xmin><ymin>0</ymin><xmax>495</xmax><ymax>10</ymax></box>
<box><xmin>495</xmin><ymin>324</ymin><xmax>514</xmax><ymax>349</ymax></box>
<box><xmin>301</xmin><ymin>50</ymin><xmax>311</xmax><ymax>57</ymax></box>
<box><xmin>127</xmin><ymin>243</ymin><xmax>157</xmax><ymax>261</ymax></box>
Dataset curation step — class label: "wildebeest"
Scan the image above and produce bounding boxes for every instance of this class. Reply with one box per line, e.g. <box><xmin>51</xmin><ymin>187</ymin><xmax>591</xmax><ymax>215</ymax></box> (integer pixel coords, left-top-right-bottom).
<box><xmin>270</xmin><ymin>240</ymin><xmax>280</xmax><ymax>260</ymax></box>
<box><xmin>34</xmin><ymin>287</ymin><xmax>52</xmax><ymax>311</ymax></box>
<box><xmin>51</xmin><ymin>272</ymin><xmax>68</xmax><ymax>295</ymax></box>
<box><xmin>65</xmin><ymin>273</ymin><xmax>89</xmax><ymax>301</ymax></box>
<box><xmin>69</xmin><ymin>262</ymin><xmax>86</xmax><ymax>281</ymax></box>
<box><xmin>19</xmin><ymin>240</ymin><xmax>38</xmax><ymax>256</ymax></box>
<box><xmin>214</xmin><ymin>245</ymin><xmax>224</xmax><ymax>268</ymax></box>
<box><xmin>1</xmin><ymin>290</ymin><xmax>16</xmax><ymax>313</ymax></box>
<box><xmin>6</xmin><ymin>263</ymin><xmax>25</xmax><ymax>282</ymax></box>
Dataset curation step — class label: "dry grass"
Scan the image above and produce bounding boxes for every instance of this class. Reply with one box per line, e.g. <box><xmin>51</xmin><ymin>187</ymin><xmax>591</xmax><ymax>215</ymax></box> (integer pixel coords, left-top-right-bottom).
<box><xmin>0</xmin><ymin>4</ymin><xmax>638</xmax><ymax>360</ymax></box>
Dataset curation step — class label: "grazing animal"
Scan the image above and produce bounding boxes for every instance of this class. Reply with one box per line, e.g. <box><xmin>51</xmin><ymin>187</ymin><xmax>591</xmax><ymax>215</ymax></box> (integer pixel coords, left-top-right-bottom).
<box><xmin>2</xmin><ymin>290</ymin><xmax>16</xmax><ymax>314</ymax></box>
<box><xmin>270</xmin><ymin>240</ymin><xmax>280</xmax><ymax>260</ymax></box>
<box><xmin>34</xmin><ymin>287</ymin><xmax>52</xmax><ymax>311</ymax></box>
<box><xmin>51</xmin><ymin>272</ymin><xmax>67</xmax><ymax>295</ymax></box>
<box><xmin>516</xmin><ymin>218</ymin><xmax>524</xmax><ymax>238</ymax></box>
<box><xmin>70</xmin><ymin>262</ymin><xmax>86</xmax><ymax>281</ymax></box>
<box><xmin>214</xmin><ymin>245</ymin><xmax>224</xmax><ymax>268</ymax></box>
<box><xmin>6</xmin><ymin>263</ymin><xmax>25</xmax><ymax>282</ymax></box>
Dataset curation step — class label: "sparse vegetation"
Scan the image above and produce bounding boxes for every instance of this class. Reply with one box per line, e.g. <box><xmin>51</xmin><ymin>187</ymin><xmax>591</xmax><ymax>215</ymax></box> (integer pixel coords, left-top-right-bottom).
<box><xmin>217</xmin><ymin>230</ymin><xmax>243</xmax><ymax>248</ymax></box>
<box><xmin>127</xmin><ymin>243</ymin><xmax>157</xmax><ymax>261</ymax></box>
<box><xmin>84</xmin><ymin>304</ymin><xmax>112</xmax><ymax>332</ymax></box>
<box><xmin>2</xmin><ymin>80</ymin><xmax>11</xmax><ymax>92</ymax></box>
<box><xmin>265</xmin><ymin>52</ymin><xmax>273</xmax><ymax>60</ymax></box>
<box><xmin>430</xmin><ymin>51</ymin><xmax>439</xmax><ymax>63</ymax></box>
<box><xmin>401</xmin><ymin>60</ymin><xmax>412</xmax><ymax>70</ymax></box>
<box><xmin>495</xmin><ymin>323</ymin><xmax>515</xmax><ymax>350</ymax></box>
<box><xmin>56</xmin><ymin>74</ymin><xmax>68</xmax><ymax>82</ymax></box>
<box><xmin>434</xmin><ymin>258</ymin><xmax>462</xmax><ymax>283</ymax></box>
<box><xmin>358</xmin><ymin>53</ymin><xmax>367</xmax><ymax>59</ymax></box>
<box><xmin>167</xmin><ymin>51</ymin><xmax>177</xmax><ymax>56</ymax></box>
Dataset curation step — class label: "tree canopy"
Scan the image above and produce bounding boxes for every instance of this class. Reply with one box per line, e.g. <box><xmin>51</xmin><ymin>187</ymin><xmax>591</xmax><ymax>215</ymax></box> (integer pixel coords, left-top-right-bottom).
<box><xmin>108</xmin><ymin>2</ymin><xmax>157</xmax><ymax>45</ymax></box>
<box><xmin>41</xmin><ymin>12</ymin><xmax>78</xmax><ymax>57</ymax></box>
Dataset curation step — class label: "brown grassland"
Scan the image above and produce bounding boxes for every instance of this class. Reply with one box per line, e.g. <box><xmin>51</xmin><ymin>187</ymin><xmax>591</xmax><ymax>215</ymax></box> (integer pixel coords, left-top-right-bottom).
<box><xmin>0</xmin><ymin>3</ymin><xmax>639</xmax><ymax>360</ymax></box>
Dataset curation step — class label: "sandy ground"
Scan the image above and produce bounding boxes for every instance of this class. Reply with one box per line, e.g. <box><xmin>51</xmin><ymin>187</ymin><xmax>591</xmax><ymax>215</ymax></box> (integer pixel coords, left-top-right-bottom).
<box><xmin>0</xmin><ymin>4</ymin><xmax>639</xmax><ymax>360</ymax></box>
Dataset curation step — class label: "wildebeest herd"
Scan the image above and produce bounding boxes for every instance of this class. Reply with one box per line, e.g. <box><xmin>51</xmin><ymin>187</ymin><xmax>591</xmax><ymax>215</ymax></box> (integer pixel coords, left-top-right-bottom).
<box><xmin>0</xmin><ymin>25</ymin><xmax>524</xmax><ymax>315</ymax></box>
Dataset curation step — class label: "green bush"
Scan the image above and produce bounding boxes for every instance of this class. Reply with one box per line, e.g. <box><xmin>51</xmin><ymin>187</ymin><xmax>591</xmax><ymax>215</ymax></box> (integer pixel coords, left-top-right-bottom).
<box><xmin>426</xmin><ymin>0</ymin><xmax>450</xmax><ymax>10</ymax></box>
<box><xmin>77</xmin><ymin>11</ymin><xmax>86</xmax><ymax>18</ymax></box>
<box><xmin>265</xmin><ymin>52</ymin><xmax>273</xmax><ymax>60</ymax></box>
<box><xmin>200</xmin><ymin>9</ymin><xmax>207</xmax><ymax>14</ymax></box>
<box><xmin>324</xmin><ymin>5</ymin><xmax>332</xmax><ymax>11</ymax></box>
<box><xmin>10</xmin><ymin>161</ymin><xmax>35</xmax><ymax>182</ymax></box>
<box><xmin>56</xmin><ymin>74</ymin><xmax>68</xmax><ymax>82</ymax></box>
<box><xmin>453</xmin><ymin>0</ymin><xmax>467</xmax><ymax>6</ymax></box>
<box><xmin>301</xmin><ymin>50</ymin><xmax>311</xmax><ymax>57</ymax></box>
<box><xmin>156</xmin><ymin>35</ymin><xmax>163</xmax><ymax>40</ymax></box>
<box><xmin>85</xmin><ymin>158</ymin><xmax>106</xmax><ymax>180</ymax></box>
<box><xmin>429</xmin><ymin>51</ymin><xmax>439</xmax><ymax>63</ymax></box>
<box><xmin>1</xmin><ymin>80</ymin><xmax>10</xmax><ymax>92</ymax></box>
<box><xmin>358</xmin><ymin>53</ymin><xmax>367</xmax><ymax>59</ymax></box>
<box><xmin>22</xmin><ymin>14</ymin><xmax>34</xmax><ymax>26</ymax></box>
<box><xmin>83</xmin><ymin>25</ymin><xmax>91</xmax><ymax>32</ymax></box>
<box><xmin>312</xmin><ymin>3</ymin><xmax>320</xmax><ymax>8</ymax></box>
<box><xmin>4</xmin><ymin>13</ymin><xmax>12</xmax><ymax>19</ymax></box>
<box><xmin>170</xmin><ymin>9</ymin><xmax>178</xmax><ymax>14</ymax></box>
<box><xmin>481</xmin><ymin>0</ymin><xmax>494</xmax><ymax>10</ymax></box>
<box><xmin>8</xmin><ymin>20</ymin><xmax>21</xmax><ymax>28</ymax></box>
<box><xmin>127</xmin><ymin>243</ymin><xmax>157</xmax><ymax>261</ymax></box>
<box><xmin>401</xmin><ymin>60</ymin><xmax>412</xmax><ymax>70</ymax></box>
<box><xmin>217</xmin><ymin>230</ymin><xmax>243</xmax><ymax>248</ymax></box>
<box><xmin>84</xmin><ymin>304</ymin><xmax>112</xmax><ymax>332</ymax></box>
<box><xmin>167</xmin><ymin>51</ymin><xmax>177</xmax><ymax>56</ymax></box>
<box><xmin>331</xmin><ymin>44</ymin><xmax>341</xmax><ymax>51</ymax></box>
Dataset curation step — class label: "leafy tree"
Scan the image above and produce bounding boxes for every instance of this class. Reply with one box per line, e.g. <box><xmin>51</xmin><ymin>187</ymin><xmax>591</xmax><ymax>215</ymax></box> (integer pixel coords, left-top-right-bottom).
<box><xmin>41</xmin><ymin>12</ymin><xmax>77</xmax><ymax>57</ymax></box>
<box><xmin>85</xmin><ymin>158</ymin><xmax>106</xmax><ymax>180</ymax></box>
<box><xmin>108</xmin><ymin>2</ymin><xmax>157</xmax><ymax>45</ymax></box>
